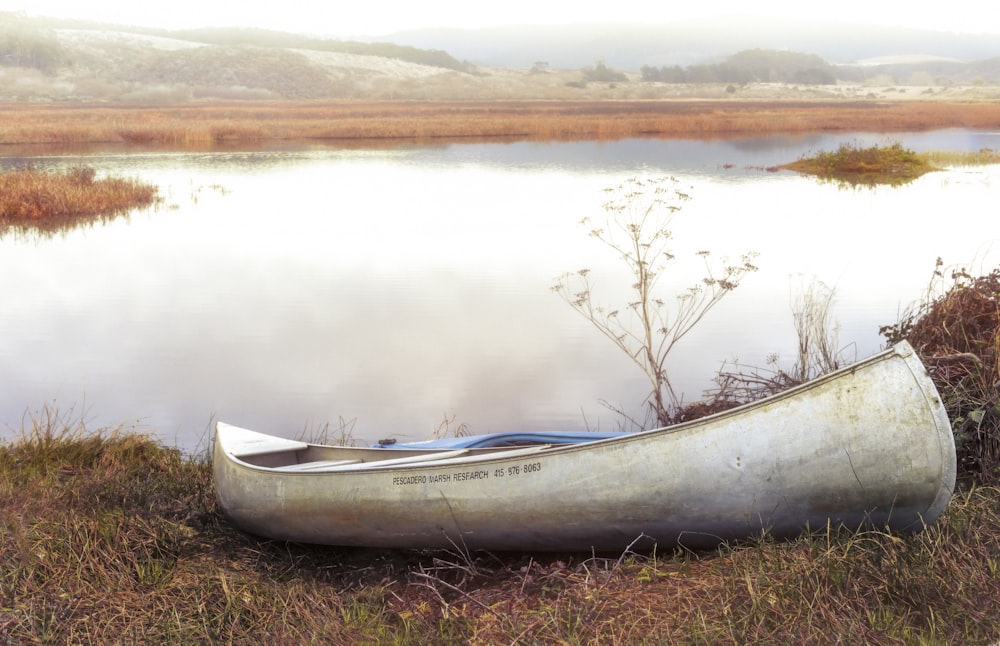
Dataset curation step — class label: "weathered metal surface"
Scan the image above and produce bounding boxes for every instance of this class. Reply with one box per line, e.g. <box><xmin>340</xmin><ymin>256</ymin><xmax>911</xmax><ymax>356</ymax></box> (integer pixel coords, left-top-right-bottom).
<box><xmin>213</xmin><ymin>341</ymin><xmax>956</xmax><ymax>551</ymax></box>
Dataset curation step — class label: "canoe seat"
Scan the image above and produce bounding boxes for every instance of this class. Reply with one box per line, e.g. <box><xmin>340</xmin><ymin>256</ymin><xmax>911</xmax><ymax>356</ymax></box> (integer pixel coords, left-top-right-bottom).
<box><xmin>276</xmin><ymin>459</ymin><xmax>363</xmax><ymax>472</ymax></box>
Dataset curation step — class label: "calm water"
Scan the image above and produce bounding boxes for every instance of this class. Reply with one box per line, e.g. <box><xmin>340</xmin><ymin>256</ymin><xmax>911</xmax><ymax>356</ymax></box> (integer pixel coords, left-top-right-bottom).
<box><xmin>2</xmin><ymin>131</ymin><xmax>998</xmax><ymax>451</ymax></box>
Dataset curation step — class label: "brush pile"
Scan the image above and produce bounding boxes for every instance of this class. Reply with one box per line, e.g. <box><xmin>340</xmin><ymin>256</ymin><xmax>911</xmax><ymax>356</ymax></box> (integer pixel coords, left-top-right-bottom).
<box><xmin>882</xmin><ymin>260</ymin><xmax>1000</xmax><ymax>481</ymax></box>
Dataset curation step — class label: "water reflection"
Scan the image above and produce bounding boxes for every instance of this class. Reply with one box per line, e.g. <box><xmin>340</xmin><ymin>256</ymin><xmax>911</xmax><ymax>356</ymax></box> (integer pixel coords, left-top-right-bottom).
<box><xmin>0</xmin><ymin>133</ymin><xmax>997</xmax><ymax>451</ymax></box>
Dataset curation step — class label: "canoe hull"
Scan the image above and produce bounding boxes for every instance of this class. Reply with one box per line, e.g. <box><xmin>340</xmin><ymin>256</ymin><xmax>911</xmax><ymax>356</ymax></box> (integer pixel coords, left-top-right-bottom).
<box><xmin>213</xmin><ymin>342</ymin><xmax>956</xmax><ymax>551</ymax></box>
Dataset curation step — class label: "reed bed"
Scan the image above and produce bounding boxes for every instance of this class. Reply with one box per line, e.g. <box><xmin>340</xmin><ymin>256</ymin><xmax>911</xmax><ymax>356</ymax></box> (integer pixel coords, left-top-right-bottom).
<box><xmin>0</xmin><ymin>166</ymin><xmax>159</xmax><ymax>236</ymax></box>
<box><xmin>4</xmin><ymin>99</ymin><xmax>1000</xmax><ymax>147</ymax></box>
<box><xmin>924</xmin><ymin>148</ymin><xmax>1000</xmax><ymax>167</ymax></box>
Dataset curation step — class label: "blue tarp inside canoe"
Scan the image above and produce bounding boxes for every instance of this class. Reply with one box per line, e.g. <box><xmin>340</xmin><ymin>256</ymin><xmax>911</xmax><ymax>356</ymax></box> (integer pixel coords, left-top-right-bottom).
<box><xmin>373</xmin><ymin>430</ymin><xmax>631</xmax><ymax>450</ymax></box>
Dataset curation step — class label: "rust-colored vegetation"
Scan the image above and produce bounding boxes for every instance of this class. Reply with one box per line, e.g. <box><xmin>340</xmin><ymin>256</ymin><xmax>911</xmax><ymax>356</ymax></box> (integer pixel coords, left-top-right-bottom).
<box><xmin>0</xmin><ymin>166</ymin><xmax>159</xmax><ymax>235</ymax></box>
<box><xmin>3</xmin><ymin>99</ymin><xmax>1000</xmax><ymax>148</ymax></box>
<box><xmin>883</xmin><ymin>260</ymin><xmax>1000</xmax><ymax>480</ymax></box>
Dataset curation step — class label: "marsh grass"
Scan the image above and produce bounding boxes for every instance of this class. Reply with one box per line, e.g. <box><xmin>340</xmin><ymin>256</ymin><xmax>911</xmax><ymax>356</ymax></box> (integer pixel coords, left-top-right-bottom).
<box><xmin>781</xmin><ymin>141</ymin><xmax>938</xmax><ymax>187</ymax></box>
<box><xmin>3</xmin><ymin>100</ymin><xmax>1000</xmax><ymax>148</ymax></box>
<box><xmin>3</xmin><ymin>405</ymin><xmax>1000</xmax><ymax>643</ymax></box>
<box><xmin>923</xmin><ymin>147</ymin><xmax>1000</xmax><ymax>167</ymax></box>
<box><xmin>0</xmin><ymin>165</ymin><xmax>159</xmax><ymax>236</ymax></box>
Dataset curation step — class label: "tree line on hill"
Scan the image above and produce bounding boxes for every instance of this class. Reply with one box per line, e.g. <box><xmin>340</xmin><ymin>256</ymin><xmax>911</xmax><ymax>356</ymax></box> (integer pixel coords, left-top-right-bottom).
<box><xmin>0</xmin><ymin>14</ymin><xmax>65</xmax><ymax>71</ymax></box>
<box><xmin>639</xmin><ymin>49</ymin><xmax>837</xmax><ymax>85</ymax></box>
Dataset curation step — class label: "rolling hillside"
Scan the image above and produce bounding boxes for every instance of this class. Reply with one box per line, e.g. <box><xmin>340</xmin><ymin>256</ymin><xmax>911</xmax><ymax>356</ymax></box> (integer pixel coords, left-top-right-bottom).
<box><xmin>2</xmin><ymin>12</ymin><xmax>999</xmax><ymax>103</ymax></box>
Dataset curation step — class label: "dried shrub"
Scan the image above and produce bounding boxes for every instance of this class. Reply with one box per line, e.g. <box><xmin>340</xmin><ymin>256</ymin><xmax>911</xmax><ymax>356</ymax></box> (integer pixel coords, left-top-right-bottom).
<box><xmin>882</xmin><ymin>259</ymin><xmax>1000</xmax><ymax>481</ymax></box>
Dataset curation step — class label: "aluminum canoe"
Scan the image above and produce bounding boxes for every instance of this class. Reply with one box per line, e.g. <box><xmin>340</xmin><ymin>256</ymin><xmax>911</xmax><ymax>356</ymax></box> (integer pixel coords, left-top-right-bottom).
<box><xmin>213</xmin><ymin>341</ymin><xmax>956</xmax><ymax>551</ymax></box>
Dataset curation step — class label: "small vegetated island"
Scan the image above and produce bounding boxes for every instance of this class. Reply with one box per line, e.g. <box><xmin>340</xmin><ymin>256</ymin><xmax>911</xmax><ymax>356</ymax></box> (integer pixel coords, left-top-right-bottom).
<box><xmin>781</xmin><ymin>142</ymin><xmax>937</xmax><ymax>187</ymax></box>
<box><xmin>0</xmin><ymin>166</ymin><xmax>159</xmax><ymax>236</ymax></box>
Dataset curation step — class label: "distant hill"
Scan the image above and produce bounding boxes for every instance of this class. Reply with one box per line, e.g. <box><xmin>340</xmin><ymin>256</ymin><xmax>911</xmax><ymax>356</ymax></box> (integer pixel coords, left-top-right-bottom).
<box><xmin>382</xmin><ymin>18</ymin><xmax>1000</xmax><ymax>70</ymax></box>
<box><xmin>642</xmin><ymin>49</ymin><xmax>837</xmax><ymax>85</ymax></box>
<box><xmin>129</xmin><ymin>26</ymin><xmax>469</xmax><ymax>72</ymax></box>
<box><xmin>2</xmin><ymin>12</ymin><xmax>1000</xmax><ymax>103</ymax></box>
<box><xmin>0</xmin><ymin>13</ymin><xmax>479</xmax><ymax>101</ymax></box>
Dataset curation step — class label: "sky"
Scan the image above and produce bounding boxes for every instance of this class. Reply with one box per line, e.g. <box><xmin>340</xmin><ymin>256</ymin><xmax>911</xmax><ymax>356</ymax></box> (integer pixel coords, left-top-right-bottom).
<box><xmin>5</xmin><ymin>0</ymin><xmax>1000</xmax><ymax>38</ymax></box>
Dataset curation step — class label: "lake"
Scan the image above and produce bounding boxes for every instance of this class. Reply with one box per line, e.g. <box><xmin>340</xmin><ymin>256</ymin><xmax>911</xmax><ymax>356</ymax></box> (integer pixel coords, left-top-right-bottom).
<box><xmin>2</xmin><ymin>131</ymin><xmax>998</xmax><ymax>452</ymax></box>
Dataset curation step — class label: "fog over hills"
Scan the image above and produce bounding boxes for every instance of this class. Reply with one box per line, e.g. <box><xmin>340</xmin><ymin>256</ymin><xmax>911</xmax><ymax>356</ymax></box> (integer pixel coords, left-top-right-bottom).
<box><xmin>3</xmin><ymin>12</ymin><xmax>1000</xmax><ymax>102</ymax></box>
<box><xmin>381</xmin><ymin>17</ymin><xmax>1000</xmax><ymax>69</ymax></box>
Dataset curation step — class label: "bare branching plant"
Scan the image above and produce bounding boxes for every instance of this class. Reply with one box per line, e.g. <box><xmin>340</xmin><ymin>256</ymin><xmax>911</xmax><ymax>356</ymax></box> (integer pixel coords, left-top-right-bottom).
<box><xmin>552</xmin><ymin>177</ymin><xmax>759</xmax><ymax>427</ymax></box>
<box><xmin>431</xmin><ymin>412</ymin><xmax>473</xmax><ymax>440</ymax></box>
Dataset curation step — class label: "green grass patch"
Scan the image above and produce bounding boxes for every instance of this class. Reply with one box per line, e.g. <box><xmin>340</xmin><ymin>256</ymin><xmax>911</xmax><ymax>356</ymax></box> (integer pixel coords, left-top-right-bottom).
<box><xmin>782</xmin><ymin>141</ymin><xmax>939</xmax><ymax>187</ymax></box>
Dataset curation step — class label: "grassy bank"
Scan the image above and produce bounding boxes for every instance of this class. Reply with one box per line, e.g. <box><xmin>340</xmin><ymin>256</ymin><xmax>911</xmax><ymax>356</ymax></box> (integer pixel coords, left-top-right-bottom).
<box><xmin>1</xmin><ymin>415</ymin><xmax>998</xmax><ymax>644</ymax></box>
<box><xmin>3</xmin><ymin>263</ymin><xmax>1000</xmax><ymax>643</ymax></box>
<box><xmin>4</xmin><ymin>99</ymin><xmax>1000</xmax><ymax>147</ymax></box>
<box><xmin>0</xmin><ymin>166</ymin><xmax>159</xmax><ymax>235</ymax></box>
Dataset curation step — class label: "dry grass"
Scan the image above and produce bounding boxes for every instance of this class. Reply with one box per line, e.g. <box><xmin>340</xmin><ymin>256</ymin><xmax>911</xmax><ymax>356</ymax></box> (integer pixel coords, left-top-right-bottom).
<box><xmin>0</xmin><ymin>166</ymin><xmax>159</xmax><ymax>236</ymax></box>
<box><xmin>2</xmin><ymin>408</ymin><xmax>998</xmax><ymax>644</ymax></box>
<box><xmin>924</xmin><ymin>148</ymin><xmax>1000</xmax><ymax>167</ymax></box>
<box><xmin>3</xmin><ymin>99</ymin><xmax>1000</xmax><ymax>148</ymax></box>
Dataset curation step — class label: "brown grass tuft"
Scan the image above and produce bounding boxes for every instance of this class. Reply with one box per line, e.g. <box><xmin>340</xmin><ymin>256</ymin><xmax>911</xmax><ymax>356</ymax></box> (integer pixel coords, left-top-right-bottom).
<box><xmin>0</xmin><ymin>165</ymin><xmax>159</xmax><ymax>236</ymax></box>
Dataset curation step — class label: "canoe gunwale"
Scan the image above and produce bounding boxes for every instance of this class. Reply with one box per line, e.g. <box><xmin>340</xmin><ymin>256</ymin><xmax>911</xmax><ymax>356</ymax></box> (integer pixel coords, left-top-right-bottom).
<box><xmin>218</xmin><ymin>341</ymin><xmax>949</xmax><ymax>475</ymax></box>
